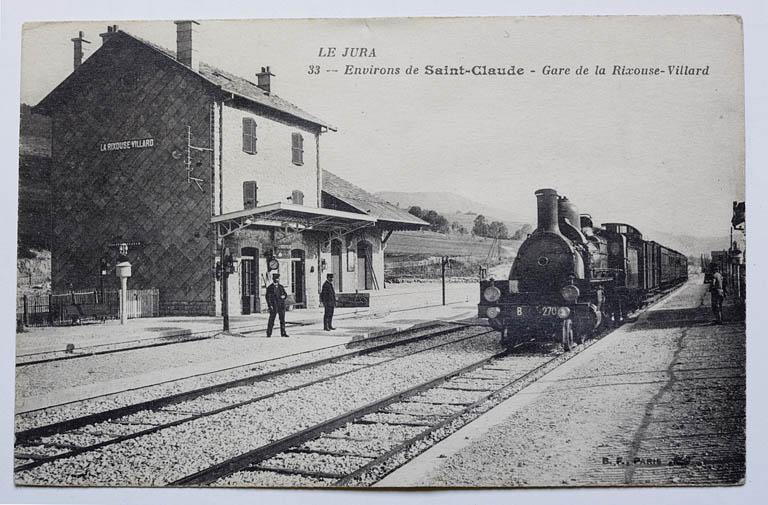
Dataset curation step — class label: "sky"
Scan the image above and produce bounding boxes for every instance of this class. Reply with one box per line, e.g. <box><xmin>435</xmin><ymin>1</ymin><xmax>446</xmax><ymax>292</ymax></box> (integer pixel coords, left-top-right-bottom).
<box><xmin>19</xmin><ymin>16</ymin><xmax>744</xmax><ymax>238</ymax></box>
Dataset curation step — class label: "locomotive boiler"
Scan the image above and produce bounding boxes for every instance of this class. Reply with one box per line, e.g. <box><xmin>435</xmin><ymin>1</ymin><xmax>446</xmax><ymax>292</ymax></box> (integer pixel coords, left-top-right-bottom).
<box><xmin>478</xmin><ymin>188</ymin><xmax>687</xmax><ymax>351</ymax></box>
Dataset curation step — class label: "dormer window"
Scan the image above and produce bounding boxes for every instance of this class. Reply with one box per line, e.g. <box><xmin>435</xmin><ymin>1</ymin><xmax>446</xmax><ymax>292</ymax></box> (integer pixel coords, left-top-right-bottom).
<box><xmin>291</xmin><ymin>132</ymin><xmax>304</xmax><ymax>165</ymax></box>
<box><xmin>243</xmin><ymin>118</ymin><xmax>257</xmax><ymax>154</ymax></box>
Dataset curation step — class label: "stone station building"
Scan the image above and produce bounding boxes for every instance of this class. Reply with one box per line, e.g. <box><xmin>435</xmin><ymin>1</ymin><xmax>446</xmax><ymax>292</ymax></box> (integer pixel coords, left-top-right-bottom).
<box><xmin>33</xmin><ymin>21</ymin><xmax>425</xmax><ymax>316</ymax></box>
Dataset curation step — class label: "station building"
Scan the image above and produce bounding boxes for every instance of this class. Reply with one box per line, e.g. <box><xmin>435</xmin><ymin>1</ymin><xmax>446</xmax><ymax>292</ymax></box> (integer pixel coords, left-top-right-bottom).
<box><xmin>33</xmin><ymin>22</ymin><xmax>425</xmax><ymax>316</ymax></box>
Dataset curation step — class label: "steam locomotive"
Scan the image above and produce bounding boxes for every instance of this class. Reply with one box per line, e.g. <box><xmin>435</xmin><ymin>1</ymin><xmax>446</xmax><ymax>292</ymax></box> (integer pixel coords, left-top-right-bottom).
<box><xmin>478</xmin><ymin>188</ymin><xmax>688</xmax><ymax>350</ymax></box>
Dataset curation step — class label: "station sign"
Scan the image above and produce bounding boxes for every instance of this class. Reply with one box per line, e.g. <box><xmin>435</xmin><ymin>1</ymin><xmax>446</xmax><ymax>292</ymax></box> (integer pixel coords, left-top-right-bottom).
<box><xmin>99</xmin><ymin>138</ymin><xmax>155</xmax><ymax>152</ymax></box>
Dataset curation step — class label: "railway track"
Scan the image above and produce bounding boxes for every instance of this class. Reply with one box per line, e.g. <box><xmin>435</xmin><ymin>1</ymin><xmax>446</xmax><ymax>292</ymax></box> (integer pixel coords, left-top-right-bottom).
<box><xmin>17</xmin><ymin>283</ymin><xmax>685</xmax><ymax>486</ymax></box>
<box><xmin>16</xmin><ymin>299</ymin><xmax>471</xmax><ymax>367</ymax></box>
<box><xmin>15</xmin><ymin>323</ymin><xmax>493</xmax><ymax>479</ymax></box>
<box><xmin>183</xmin><ymin>344</ymin><xmax>585</xmax><ymax>486</ymax></box>
<box><xmin>178</xmin><ymin>285</ymin><xmax>686</xmax><ymax>487</ymax></box>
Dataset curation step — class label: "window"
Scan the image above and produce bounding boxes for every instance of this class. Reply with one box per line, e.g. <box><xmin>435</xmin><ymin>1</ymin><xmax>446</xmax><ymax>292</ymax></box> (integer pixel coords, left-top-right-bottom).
<box><xmin>291</xmin><ymin>190</ymin><xmax>304</xmax><ymax>205</ymax></box>
<box><xmin>242</xmin><ymin>118</ymin><xmax>257</xmax><ymax>154</ymax></box>
<box><xmin>291</xmin><ymin>132</ymin><xmax>304</xmax><ymax>165</ymax></box>
<box><xmin>243</xmin><ymin>181</ymin><xmax>258</xmax><ymax>209</ymax></box>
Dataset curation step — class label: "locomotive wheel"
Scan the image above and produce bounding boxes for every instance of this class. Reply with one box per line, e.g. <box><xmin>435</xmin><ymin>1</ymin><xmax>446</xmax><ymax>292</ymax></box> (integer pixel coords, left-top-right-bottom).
<box><xmin>561</xmin><ymin>319</ymin><xmax>576</xmax><ymax>352</ymax></box>
<box><xmin>501</xmin><ymin>327</ymin><xmax>520</xmax><ymax>349</ymax></box>
<box><xmin>576</xmin><ymin>325</ymin><xmax>586</xmax><ymax>345</ymax></box>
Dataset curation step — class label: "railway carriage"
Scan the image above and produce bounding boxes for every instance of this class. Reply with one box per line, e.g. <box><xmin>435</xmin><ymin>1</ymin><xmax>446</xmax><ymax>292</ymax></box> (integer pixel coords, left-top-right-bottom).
<box><xmin>478</xmin><ymin>188</ymin><xmax>687</xmax><ymax>351</ymax></box>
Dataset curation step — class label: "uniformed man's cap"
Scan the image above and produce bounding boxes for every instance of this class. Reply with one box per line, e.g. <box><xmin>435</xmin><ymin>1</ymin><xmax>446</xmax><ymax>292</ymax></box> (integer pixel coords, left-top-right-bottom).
<box><xmin>327</xmin><ymin>273</ymin><xmax>334</xmax><ymax>278</ymax></box>
<box><xmin>272</xmin><ymin>273</ymin><xmax>280</xmax><ymax>279</ymax></box>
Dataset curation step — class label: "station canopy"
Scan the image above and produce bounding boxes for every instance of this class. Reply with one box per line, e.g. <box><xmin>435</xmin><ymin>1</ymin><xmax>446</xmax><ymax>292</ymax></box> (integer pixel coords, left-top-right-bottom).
<box><xmin>212</xmin><ymin>202</ymin><xmax>377</xmax><ymax>238</ymax></box>
<box><xmin>321</xmin><ymin>170</ymin><xmax>428</xmax><ymax>231</ymax></box>
<box><xmin>213</xmin><ymin>172</ymin><xmax>428</xmax><ymax>238</ymax></box>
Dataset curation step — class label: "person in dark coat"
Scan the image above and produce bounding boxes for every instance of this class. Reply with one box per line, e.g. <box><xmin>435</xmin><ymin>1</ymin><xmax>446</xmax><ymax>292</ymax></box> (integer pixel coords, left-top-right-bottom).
<box><xmin>710</xmin><ymin>264</ymin><xmax>727</xmax><ymax>324</ymax></box>
<box><xmin>266</xmin><ymin>273</ymin><xmax>289</xmax><ymax>337</ymax></box>
<box><xmin>320</xmin><ymin>273</ymin><xmax>336</xmax><ymax>331</ymax></box>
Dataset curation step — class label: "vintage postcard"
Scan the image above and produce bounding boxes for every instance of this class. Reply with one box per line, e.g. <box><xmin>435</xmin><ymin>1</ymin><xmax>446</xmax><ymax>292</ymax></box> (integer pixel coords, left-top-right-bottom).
<box><xmin>14</xmin><ymin>15</ymin><xmax>745</xmax><ymax>488</ymax></box>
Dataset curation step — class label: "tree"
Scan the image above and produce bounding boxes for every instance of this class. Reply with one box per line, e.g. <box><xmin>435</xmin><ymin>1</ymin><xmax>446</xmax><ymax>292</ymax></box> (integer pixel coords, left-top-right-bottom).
<box><xmin>472</xmin><ymin>215</ymin><xmax>488</xmax><ymax>237</ymax></box>
<box><xmin>512</xmin><ymin>223</ymin><xmax>533</xmax><ymax>240</ymax></box>
<box><xmin>432</xmin><ymin>214</ymin><xmax>449</xmax><ymax>234</ymax></box>
<box><xmin>488</xmin><ymin>221</ymin><xmax>509</xmax><ymax>239</ymax></box>
<box><xmin>408</xmin><ymin>206</ymin><xmax>423</xmax><ymax>219</ymax></box>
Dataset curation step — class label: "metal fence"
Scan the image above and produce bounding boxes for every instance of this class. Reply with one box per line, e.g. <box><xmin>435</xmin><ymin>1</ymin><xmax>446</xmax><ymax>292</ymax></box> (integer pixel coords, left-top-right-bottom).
<box><xmin>17</xmin><ymin>288</ymin><xmax>160</xmax><ymax>327</ymax></box>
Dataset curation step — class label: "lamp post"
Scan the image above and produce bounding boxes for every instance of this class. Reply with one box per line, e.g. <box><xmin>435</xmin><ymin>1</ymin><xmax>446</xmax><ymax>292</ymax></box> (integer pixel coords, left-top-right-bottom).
<box><xmin>441</xmin><ymin>256</ymin><xmax>450</xmax><ymax>305</ymax></box>
<box><xmin>115</xmin><ymin>260</ymin><xmax>131</xmax><ymax>325</ymax></box>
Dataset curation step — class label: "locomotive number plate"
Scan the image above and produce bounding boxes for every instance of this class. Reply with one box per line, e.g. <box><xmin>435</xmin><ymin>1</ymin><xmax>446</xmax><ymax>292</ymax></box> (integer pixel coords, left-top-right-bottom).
<box><xmin>509</xmin><ymin>306</ymin><xmax>559</xmax><ymax>317</ymax></box>
<box><xmin>539</xmin><ymin>306</ymin><xmax>559</xmax><ymax>317</ymax></box>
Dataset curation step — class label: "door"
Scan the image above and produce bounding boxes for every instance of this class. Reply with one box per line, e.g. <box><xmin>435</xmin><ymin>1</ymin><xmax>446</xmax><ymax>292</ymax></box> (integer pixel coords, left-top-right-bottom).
<box><xmin>291</xmin><ymin>249</ymin><xmax>305</xmax><ymax>306</ymax></box>
<box><xmin>357</xmin><ymin>240</ymin><xmax>372</xmax><ymax>290</ymax></box>
<box><xmin>241</xmin><ymin>247</ymin><xmax>259</xmax><ymax>314</ymax></box>
<box><xmin>331</xmin><ymin>239</ymin><xmax>342</xmax><ymax>291</ymax></box>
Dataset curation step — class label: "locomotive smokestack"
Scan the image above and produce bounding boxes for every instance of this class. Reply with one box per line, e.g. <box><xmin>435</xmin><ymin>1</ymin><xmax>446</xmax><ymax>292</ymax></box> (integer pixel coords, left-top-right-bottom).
<box><xmin>535</xmin><ymin>188</ymin><xmax>560</xmax><ymax>233</ymax></box>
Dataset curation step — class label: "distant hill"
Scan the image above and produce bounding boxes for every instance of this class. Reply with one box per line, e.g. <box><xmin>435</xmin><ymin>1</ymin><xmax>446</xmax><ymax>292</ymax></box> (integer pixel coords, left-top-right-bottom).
<box><xmin>375</xmin><ymin>191</ymin><xmax>530</xmax><ymax>235</ymax></box>
<box><xmin>641</xmin><ymin>230</ymin><xmax>731</xmax><ymax>259</ymax></box>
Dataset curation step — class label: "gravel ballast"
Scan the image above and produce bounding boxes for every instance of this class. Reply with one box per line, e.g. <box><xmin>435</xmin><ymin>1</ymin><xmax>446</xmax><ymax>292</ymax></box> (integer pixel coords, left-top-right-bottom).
<box><xmin>15</xmin><ymin>324</ymin><xmax>461</xmax><ymax>431</ymax></box>
<box><xmin>16</xmin><ymin>330</ymin><xmax>499</xmax><ymax>486</ymax></box>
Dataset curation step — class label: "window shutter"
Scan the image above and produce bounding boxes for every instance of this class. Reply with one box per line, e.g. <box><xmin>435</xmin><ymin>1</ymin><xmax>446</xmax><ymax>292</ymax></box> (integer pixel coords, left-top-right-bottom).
<box><xmin>291</xmin><ymin>190</ymin><xmax>304</xmax><ymax>205</ymax></box>
<box><xmin>292</xmin><ymin>132</ymin><xmax>304</xmax><ymax>165</ymax></box>
<box><xmin>243</xmin><ymin>118</ymin><xmax>257</xmax><ymax>154</ymax></box>
<box><xmin>243</xmin><ymin>181</ymin><xmax>258</xmax><ymax>209</ymax></box>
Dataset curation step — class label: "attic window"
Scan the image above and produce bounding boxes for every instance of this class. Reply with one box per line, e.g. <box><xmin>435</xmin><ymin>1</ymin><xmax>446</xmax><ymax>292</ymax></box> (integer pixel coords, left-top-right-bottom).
<box><xmin>242</xmin><ymin>118</ymin><xmax>257</xmax><ymax>154</ymax></box>
<box><xmin>291</xmin><ymin>132</ymin><xmax>304</xmax><ymax>165</ymax></box>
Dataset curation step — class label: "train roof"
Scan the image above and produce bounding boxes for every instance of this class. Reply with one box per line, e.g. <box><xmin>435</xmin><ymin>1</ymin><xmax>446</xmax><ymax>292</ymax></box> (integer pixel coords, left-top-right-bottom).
<box><xmin>601</xmin><ymin>222</ymin><xmax>643</xmax><ymax>239</ymax></box>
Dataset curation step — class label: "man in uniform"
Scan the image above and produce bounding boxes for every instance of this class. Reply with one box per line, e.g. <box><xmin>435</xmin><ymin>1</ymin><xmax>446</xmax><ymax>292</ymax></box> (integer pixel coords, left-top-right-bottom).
<box><xmin>266</xmin><ymin>273</ymin><xmax>289</xmax><ymax>337</ymax></box>
<box><xmin>710</xmin><ymin>264</ymin><xmax>727</xmax><ymax>324</ymax></box>
<box><xmin>320</xmin><ymin>273</ymin><xmax>336</xmax><ymax>331</ymax></box>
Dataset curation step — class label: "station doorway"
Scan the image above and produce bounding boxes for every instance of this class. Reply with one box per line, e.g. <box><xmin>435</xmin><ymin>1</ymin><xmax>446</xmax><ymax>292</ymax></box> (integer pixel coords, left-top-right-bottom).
<box><xmin>331</xmin><ymin>239</ymin><xmax>342</xmax><ymax>291</ymax></box>
<box><xmin>357</xmin><ymin>240</ymin><xmax>373</xmax><ymax>290</ymax></box>
<box><xmin>240</xmin><ymin>247</ymin><xmax>260</xmax><ymax>314</ymax></box>
<box><xmin>291</xmin><ymin>249</ymin><xmax>306</xmax><ymax>307</ymax></box>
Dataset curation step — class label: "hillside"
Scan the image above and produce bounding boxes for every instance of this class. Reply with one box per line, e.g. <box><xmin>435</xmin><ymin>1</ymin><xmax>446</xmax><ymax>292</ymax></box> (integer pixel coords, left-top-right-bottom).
<box><xmin>375</xmin><ymin>191</ymin><xmax>530</xmax><ymax>235</ymax></box>
<box><xmin>641</xmin><ymin>230</ymin><xmax>731</xmax><ymax>258</ymax></box>
<box><xmin>386</xmin><ymin>230</ymin><xmax>521</xmax><ymax>259</ymax></box>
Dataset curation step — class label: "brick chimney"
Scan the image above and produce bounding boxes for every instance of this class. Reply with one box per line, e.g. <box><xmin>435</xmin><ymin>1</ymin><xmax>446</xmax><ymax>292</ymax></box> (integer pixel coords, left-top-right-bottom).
<box><xmin>71</xmin><ymin>31</ymin><xmax>90</xmax><ymax>70</ymax></box>
<box><xmin>256</xmin><ymin>66</ymin><xmax>274</xmax><ymax>94</ymax></box>
<box><xmin>174</xmin><ymin>20</ymin><xmax>200</xmax><ymax>71</ymax></box>
<box><xmin>99</xmin><ymin>25</ymin><xmax>119</xmax><ymax>45</ymax></box>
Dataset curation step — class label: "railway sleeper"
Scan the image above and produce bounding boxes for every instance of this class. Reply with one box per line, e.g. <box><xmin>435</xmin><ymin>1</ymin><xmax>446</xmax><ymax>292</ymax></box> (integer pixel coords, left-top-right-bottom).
<box><xmin>402</xmin><ymin>399</ymin><xmax>475</xmax><ymax>407</ymax></box>
<box><xmin>247</xmin><ymin>465</ymin><xmax>348</xmax><ymax>480</ymax></box>
<box><xmin>437</xmin><ymin>385</ymin><xmax>496</xmax><ymax>393</ymax></box>
<box><xmin>286</xmin><ymin>447</ymin><xmax>377</xmax><ymax>459</ymax></box>
<box><xmin>354</xmin><ymin>419</ymin><xmax>434</xmax><ymax>428</ymax></box>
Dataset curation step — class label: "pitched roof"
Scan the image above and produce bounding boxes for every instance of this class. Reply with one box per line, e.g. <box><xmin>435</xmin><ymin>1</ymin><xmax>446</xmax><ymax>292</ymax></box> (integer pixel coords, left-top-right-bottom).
<box><xmin>322</xmin><ymin>170</ymin><xmax>427</xmax><ymax>230</ymax></box>
<box><xmin>36</xmin><ymin>30</ymin><xmax>336</xmax><ymax>131</ymax></box>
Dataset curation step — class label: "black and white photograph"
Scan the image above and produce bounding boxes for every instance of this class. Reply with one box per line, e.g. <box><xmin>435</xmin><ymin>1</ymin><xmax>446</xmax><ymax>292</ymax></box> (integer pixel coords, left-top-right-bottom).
<box><xmin>3</xmin><ymin>3</ymin><xmax>759</xmax><ymax>498</ymax></box>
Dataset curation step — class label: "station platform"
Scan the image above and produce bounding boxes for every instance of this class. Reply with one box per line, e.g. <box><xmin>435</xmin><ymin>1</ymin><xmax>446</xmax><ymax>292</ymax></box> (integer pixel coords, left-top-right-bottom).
<box><xmin>15</xmin><ymin>282</ymin><xmax>479</xmax><ymax>413</ymax></box>
<box><xmin>16</xmin><ymin>282</ymin><xmax>477</xmax><ymax>356</ymax></box>
<box><xmin>378</xmin><ymin>276</ymin><xmax>746</xmax><ymax>487</ymax></box>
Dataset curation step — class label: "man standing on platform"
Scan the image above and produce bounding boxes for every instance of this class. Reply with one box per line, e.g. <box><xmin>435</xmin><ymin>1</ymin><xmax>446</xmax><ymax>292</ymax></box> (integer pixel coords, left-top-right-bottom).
<box><xmin>710</xmin><ymin>264</ymin><xmax>727</xmax><ymax>325</ymax></box>
<box><xmin>321</xmin><ymin>273</ymin><xmax>336</xmax><ymax>331</ymax></box>
<box><xmin>266</xmin><ymin>273</ymin><xmax>289</xmax><ymax>337</ymax></box>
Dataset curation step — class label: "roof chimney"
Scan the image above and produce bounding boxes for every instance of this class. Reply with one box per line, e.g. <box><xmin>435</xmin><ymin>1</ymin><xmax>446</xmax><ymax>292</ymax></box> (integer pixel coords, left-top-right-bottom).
<box><xmin>174</xmin><ymin>20</ymin><xmax>200</xmax><ymax>71</ymax></box>
<box><xmin>99</xmin><ymin>25</ymin><xmax>119</xmax><ymax>45</ymax></box>
<box><xmin>256</xmin><ymin>66</ymin><xmax>274</xmax><ymax>94</ymax></box>
<box><xmin>71</xmin><ymin>31</ymin><xmax>91</xmax><ymax>70</ymax></box>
